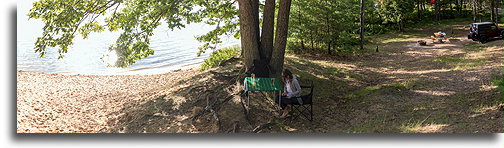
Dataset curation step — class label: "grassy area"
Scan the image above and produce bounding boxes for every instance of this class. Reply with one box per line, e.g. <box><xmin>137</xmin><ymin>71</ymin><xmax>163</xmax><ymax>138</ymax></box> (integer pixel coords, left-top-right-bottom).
<box><xmin>199</xmin><ymin>45</ymin><xmax>240</xmax><ymax>71</ymax></box>
<box><xmin>432</xmin><ymin>55</ymin><xmax>487</xmax><ymax>70</ymax></box>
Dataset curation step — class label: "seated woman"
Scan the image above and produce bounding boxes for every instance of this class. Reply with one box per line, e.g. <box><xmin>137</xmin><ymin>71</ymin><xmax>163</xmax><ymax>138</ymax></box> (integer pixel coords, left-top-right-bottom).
<box><xmin>276</xmin><ymin>69</ymin><xmax>302</xmax><ymax>118</ymax></box>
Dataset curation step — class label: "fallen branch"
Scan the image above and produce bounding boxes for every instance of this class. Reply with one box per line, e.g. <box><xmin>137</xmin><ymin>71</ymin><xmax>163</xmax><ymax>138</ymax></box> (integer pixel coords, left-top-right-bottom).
<box><xmin>252</xmin><ymin>122</ymin><xmax>276</xmax><ymax>133</ymax></box>
<box><xmin>209</xmin><ymin>108</ymin><xmax>222</xmax><ymax>132</ymax></box>
<box><xmin>239</xmin><ymin>95</ymin><xmax>253</xmax><ymax>126</ymax></box>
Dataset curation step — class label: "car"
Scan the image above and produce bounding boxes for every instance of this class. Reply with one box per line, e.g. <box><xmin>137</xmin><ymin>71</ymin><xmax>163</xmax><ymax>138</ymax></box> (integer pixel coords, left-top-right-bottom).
<box><xmin>467</xmin><ymin>22</ymin><xmax>503</xmax><ymax>43</ymax></box>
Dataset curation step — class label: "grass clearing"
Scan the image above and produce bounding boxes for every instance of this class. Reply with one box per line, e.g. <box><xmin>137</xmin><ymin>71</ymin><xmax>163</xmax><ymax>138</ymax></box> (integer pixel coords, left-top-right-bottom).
<box><xmin>432</xmin><ymin>55</ymin><xmax>487</xmax><ymax>70</ymax></box>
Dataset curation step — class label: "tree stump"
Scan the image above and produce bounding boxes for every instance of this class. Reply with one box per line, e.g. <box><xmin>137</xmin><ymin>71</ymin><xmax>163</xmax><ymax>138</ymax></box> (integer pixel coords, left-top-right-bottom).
<box><xmin>417</xmin><ymin>40</ymin><xmax>427</xmax><ymax>46</ymax></box>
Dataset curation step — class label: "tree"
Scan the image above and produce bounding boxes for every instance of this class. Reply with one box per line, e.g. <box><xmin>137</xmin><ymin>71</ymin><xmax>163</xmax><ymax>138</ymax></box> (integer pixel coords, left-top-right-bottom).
<box><xmin>29</xmin><ymin>0</ymin><xmax>242</xmax><ymax>68</ymax></box>
<box><xmin>269</xmin><ymin>0</ymin><xmax>292</xmax><ymax>77</ymax></box>
<box><xmin>29</xmin><ymin>0</ymin><xmax>293</xmax><ymax>75</ymax></box>
<box><xmin>377</xmin><ymin>0</ymin><xmax>415</xmax><ymax>31</ymax></box>
<box><xmin>360</xmin><ymin>0</ymin><xmax>365</xmax><ymax>51</ymax></box>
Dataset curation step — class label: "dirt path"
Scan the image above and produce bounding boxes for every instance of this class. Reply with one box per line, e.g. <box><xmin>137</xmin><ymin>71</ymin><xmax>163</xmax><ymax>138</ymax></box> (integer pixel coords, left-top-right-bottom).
<box><xmin>281</xmin><ymin>21</ymin><xmax>503</xmax><ymax>133</ymax></box>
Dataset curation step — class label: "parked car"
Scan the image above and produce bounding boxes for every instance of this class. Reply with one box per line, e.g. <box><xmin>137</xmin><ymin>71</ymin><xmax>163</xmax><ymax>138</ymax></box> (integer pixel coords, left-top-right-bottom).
<box><xmin>467</xmin><ymin>22</ymin><xmax>503</xmax><ymax>43</ymax></box>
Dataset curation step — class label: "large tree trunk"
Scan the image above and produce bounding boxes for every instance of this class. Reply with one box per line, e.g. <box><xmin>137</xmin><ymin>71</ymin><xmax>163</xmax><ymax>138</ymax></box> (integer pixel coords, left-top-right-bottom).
<box><xmin>269</xmin><ymin>0</ymin><xmax>292</xmax><ymax>78</ymax></box>
<box><xmin>238</xmin><ymin>0</ymin><xmax>261</xmax><ymax>70</ymax></box>
<box><xmin>260</xmin><ymin>0</ymin><xmax>275</xmax><ymax>63</ymax></box>
<box><xmin>252</xmin><ymin>0</ymin><xmax>260</xmax><ymax>57</ymax></box>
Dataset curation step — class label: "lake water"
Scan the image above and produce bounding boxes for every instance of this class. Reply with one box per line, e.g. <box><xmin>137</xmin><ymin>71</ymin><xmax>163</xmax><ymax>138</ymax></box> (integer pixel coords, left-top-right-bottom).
<box><xmin>16</xmin><ymin>0</ymin><xmax>239</xmax><ymax>75</ymax></box>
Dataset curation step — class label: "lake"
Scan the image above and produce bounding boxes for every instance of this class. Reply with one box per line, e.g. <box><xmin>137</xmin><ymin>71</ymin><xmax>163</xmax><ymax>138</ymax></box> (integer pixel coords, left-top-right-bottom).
<box><xmin>16</xmin><ymin>0</ymin><xmax>240</xmax><ymax>75</ymax></box>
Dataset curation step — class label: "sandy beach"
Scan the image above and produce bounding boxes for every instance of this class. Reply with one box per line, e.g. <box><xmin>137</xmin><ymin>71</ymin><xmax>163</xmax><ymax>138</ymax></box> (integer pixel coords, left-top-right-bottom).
<box><xmin>16</xmin><ymin>70</ymin><xmax>197</xmax><ymax>133</ymax></box>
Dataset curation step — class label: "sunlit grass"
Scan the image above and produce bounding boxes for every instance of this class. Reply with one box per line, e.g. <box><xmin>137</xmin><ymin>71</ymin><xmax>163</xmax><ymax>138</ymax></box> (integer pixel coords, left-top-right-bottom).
<box><xmin>199</xmin><ymin>45</ymin><xmax>240</xmax><ymax>71</ymax></box>
<box><xmin>400</xmin><ymin>122</ymin><xmax>449</xmax><ymax>133</ymax></box>
<box><xmin>432</xmin><ymin>55</ymin><xmax>487</xmax><ymax>70</ymax></box>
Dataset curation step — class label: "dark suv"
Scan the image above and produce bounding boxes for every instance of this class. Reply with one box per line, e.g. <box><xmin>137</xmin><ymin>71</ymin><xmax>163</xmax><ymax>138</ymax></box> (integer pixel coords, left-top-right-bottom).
<box><xmin>467</xmin><ymin>22</ymin><xmax>503</xmax><ymax>43</ymax></box>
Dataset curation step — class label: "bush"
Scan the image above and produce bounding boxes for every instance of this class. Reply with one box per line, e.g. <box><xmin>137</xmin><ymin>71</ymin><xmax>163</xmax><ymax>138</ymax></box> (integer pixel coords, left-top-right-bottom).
<box><xmin>199</xmin><ymin>45</ymin><xmax>240</xmax><ymax>71</ymax></box>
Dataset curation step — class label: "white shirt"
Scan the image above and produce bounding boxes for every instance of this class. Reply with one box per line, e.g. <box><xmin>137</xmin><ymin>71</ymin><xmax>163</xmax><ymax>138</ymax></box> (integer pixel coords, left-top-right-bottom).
<box><xmin>284</xmin><ymin>75</ymin><xmax>301</xmax><ymax>98</ymax></box>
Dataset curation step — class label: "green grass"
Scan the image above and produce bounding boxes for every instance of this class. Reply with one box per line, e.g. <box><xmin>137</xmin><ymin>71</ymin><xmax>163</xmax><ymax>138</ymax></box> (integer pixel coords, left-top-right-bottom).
<box><xmin>433</xmin><ymin>56</ymin><xmax>463</xmax><ymax>63</ymax></box>
<box><xmin>432</xmin><ymin>55</ymin><xmax>487</xmax><ymax>70</ymax></box>
<box><xmin>346</xmin><ymin>83</ymin><xmax>410</xmax><ymax>104</ymax></box>
<box><xmin>463</xmin><ymin>43</ymin><xmax>489</xmax><ymax>51</ymax></box>
<box><xmin>199</xmin><ymin>45</ymin><xmax>240</xmax><ymax>71</ymax></box>
<box><xmin>490</xmin><ymin>72</ymin><xmax>504</xmax><ymax>105</ymax></box>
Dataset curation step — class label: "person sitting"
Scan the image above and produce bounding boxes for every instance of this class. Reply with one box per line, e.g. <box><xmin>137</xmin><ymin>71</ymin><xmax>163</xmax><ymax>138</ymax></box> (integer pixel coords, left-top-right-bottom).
<box><xmin>276</xmin><ymin>69</ymin><xmax>302</xmax><ymax>118</ymax></box>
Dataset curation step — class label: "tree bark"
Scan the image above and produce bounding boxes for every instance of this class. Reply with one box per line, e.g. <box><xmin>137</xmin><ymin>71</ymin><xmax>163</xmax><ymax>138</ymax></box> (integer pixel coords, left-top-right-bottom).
<box><xmin>417</xmin><ymin>0</ymin><xmax>422</xmax><ymax>20</ymax></box>
<box><xmin>260</xmin><ymin>0</ymin><xmax>275</xmax><ymax>63</ymax></box>
<box><xmin>491</xmin><ymin>0</ymin><xmax>495</xmax><ymax>22</ymax></box>
<box><xmin>238</xmin><ymin>0</ymin><xmax>261</xmax><ymax>70</ymax></box>
<box><xmin>360</xmin><ymin>0</ymin><xmax>365</xmax><ymax>50</ymax></box>
<box><xmin>495</xmin><ymin>5</ymin><xmax>499</xmax><ymax>23</ymax></box>
<box><xmin>297</xmin><ymin>3</ymin><xmax>305</xmax><ymax>50</ymax></box>
<box><xmin>473</xmin><ymin>0</ymin><xmax>477</xmax><ymax>22</ymax></box>
<box><xmin>269</xmin><ymin>0</ymin><xmax>292</xmax><ymax>78</ymax></box>
<box><xmin>327</xmin><ymin>41</ymin><xmax>332</xmax><ymax>55</ymax></box>
<box><xmin>251</xmin><ymin>0</ymin><xmax>261</xmax><ymax>59</ymax></box>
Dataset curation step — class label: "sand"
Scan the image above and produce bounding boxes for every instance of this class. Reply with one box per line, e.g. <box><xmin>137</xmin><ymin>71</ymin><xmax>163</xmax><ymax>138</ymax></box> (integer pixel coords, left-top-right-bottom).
<box><xmin>16</xmin><ymin>70</ymin><xmax>197</xmax><ymax>133</ymax></box>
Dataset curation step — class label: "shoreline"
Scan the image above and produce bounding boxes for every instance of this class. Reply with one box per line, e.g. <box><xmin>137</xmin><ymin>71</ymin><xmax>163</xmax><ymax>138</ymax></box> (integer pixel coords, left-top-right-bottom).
<box><xmin>17</xmin><ymin>61</ymin><xmax>200</xmax><ymax>76</ymax></box>
<box><xmin>16</xmin><ymin>69</ymin><xmax>198</xmax><ymax>133</ymax></box>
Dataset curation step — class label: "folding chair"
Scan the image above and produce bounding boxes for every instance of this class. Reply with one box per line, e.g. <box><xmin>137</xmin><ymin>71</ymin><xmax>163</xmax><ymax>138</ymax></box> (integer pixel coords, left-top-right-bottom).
<box><xmin>290</xmin><ymin>81</ymin><xmax>314</xmax><ymax>121</ymax></box>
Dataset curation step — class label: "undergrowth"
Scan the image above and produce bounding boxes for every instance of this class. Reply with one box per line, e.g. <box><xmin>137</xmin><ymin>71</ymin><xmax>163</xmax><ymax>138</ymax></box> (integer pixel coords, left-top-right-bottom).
<box><xmin>199</xmin><ymin>45</ymin><xmax>240</xmax><ymax>71</ymax></box>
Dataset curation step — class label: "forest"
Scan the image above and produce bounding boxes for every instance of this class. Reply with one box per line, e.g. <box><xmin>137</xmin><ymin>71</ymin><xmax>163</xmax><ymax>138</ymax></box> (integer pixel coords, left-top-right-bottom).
<box><xmin>287</xmin><ymin>0</ymin><xmax>502</xmax><ymax>56</ymax></box>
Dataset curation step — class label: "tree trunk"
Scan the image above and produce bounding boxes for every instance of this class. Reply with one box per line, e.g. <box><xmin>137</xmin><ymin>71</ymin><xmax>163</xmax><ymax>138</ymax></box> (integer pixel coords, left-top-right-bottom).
<box><xmin>436</xmin><ymin>0</ymin><xmax>441</xmax><ymax>21</ymax></box>
<box><xmin>360</xmin><ymin>0</ymin><xmax>365</xmax><ymax>50</ymax></box>
<box><xmin>478</xmin><ymin>0</ymin><xmax>482</xmax><ymax>22</ymax></box>
<box><xmin>473</xmin><ymin>0</ymin><xmax>477</xmax><ymax>22</ymax></box>
<box><xmin>269</xmin><ymin>0</ymin><xmax>292</xmax><ymax>78</ymax></box>
<box><xmin>417</xmin><ymin>0</ymin><xmax>422</xmax><ymax>20</ymax></box>
<box><xmin>456</xmin><ymin>0</ymin><xmax>461</xmax><ymax>16</ymax></box>
<box><xmin>252</xmin><ymin>0</ymin><xmax>260</xmax><ymax>51</ymax></box>
<box><xmin>311</xmin><ymin>38</ymin><xmax>314</xmax><ymax>49</ymax></box>
<box><xmin>495</xmin><ymin>6</ymin><xmax>499</xmax><ymax>23</ymax></box>
<box><xmin>327</xmin><ymin>41</ymin><xmax>332</xmax><ymax>55</ymax></box>
<box><xmin>491</xmin><ymin>0</ymin><xmax>495</xmax><ymax>22</ymax></box>
<box><xmin>238</xmin><ymin>0</ymin><xmax>261</xmax><ymax>70</ymax></box>
<box><xmin>260</xmin><ymin>0</ymin><xmax>275</xmax><ymax>63</ymax></box>
<box><xmin>301</xmin><ymin>40</ymin><xmax>305</xmax><ymax>50</ymax></box>
<box><xmin>297</xmin><ymin>3</ymin><xmax>305</xmax><ymax>50</ymax></box>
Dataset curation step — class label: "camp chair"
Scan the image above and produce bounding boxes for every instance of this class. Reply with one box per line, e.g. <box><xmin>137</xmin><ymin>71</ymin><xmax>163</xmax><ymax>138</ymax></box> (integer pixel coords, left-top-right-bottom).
<box><xmin>290</xmin><ymin>81</ymin><xmax>314</xmax><ymax>121</ymax></box>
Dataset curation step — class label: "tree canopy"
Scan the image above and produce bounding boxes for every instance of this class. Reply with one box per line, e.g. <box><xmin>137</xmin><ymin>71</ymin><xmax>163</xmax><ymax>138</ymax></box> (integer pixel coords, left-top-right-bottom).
<box><xmin>29</xmin><ymin>0</ymin><xmax>239</xmax><ymax>67</ymax></box>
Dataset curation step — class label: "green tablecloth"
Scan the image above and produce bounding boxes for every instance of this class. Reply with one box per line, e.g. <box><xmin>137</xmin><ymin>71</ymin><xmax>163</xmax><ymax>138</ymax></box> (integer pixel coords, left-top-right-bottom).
<box><xmin>245</xmin><ymin>77</ymin><xmax>283</xmax><ymax>91</ymax></box>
